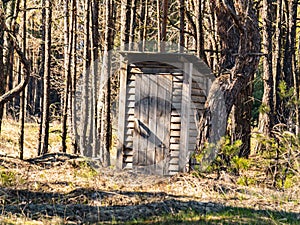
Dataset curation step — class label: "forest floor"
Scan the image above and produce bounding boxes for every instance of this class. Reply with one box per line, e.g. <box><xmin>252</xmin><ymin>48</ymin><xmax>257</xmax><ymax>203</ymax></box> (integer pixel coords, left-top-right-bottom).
<box><xmin>0</xmin><ymin>119</ymin><xmax>299</xmax><ymax>224</ymax></box>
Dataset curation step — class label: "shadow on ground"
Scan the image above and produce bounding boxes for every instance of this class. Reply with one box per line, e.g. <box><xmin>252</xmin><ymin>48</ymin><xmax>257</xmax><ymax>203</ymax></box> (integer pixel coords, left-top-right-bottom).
<box><xmin>0</xmin><ymin>187</ymin><xmax>299</xmax><ymax>224</ymax></box>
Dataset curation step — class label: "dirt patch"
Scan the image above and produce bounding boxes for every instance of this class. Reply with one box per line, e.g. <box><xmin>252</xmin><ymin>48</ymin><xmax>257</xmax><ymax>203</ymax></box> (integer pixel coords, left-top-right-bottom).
<box><xmin>0</xmin><ymin>154</ymin><xmax>299</xmax><ymax>224</ymax></box>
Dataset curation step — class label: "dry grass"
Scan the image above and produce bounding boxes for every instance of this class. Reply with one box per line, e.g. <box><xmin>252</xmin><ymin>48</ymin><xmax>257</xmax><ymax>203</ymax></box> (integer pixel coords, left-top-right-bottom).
<box><xmin>0</xmin><ymin>154</ymin><xmax>298</xmax><ymax>224</ymax></box>
<box><xmin>0</xmin><ymin>119</ymin><xmax>299</xmax><ymax>224</ymax></box>
<box><xmin>0</xmin><ymin>119</ymin><xmax>70</xmax><ymax>159</ymax></box>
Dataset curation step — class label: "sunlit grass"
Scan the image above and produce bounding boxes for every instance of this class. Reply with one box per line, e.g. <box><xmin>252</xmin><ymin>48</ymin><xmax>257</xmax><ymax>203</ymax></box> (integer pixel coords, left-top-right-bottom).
<box><xmin>0</xmin><ymin>118</ymin><xmax>68</xmax><ymax>159</ymax></box>
<box><xmin>117</xmin><ymin>207</ymin><xmax>299</xmax><ymax>225</ymax></box>
<box><xmin>0</xmin><ymin>119</ymin><xmax>299</xmax><ymax>224</ymax></box>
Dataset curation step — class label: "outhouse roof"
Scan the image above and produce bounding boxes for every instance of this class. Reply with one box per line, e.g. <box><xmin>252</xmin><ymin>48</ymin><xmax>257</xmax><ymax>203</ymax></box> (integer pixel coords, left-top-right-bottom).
<box><xmin>120</xmin><ymin>51</ymin><xmax>213</xmax><ymax>76</ymax></box>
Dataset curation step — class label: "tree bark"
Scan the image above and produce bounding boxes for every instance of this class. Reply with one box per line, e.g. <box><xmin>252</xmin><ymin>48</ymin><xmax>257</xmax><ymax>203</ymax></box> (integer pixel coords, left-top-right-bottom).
<box><xmin>258</xmin><ymin>0</ymin><xmax>274</xmax><ymax>135</ymax></box>
<box><xmin>79</xmin><ymin>0</ymin><xmax>91</xmax><ymax>155</ymax></box>
<box><xmin>120</xmin><ymin>0</ymin><xmax>131</xmax><ymax>51</ymax></box>
<box><xmin>231</xmin><ymin>82</ymin><xmax>253</xmax><ymax>158</ymax></box>
<box><xmin>37</xmin><ymin>0</ymin><xmax>46</xmax><ymax>156</ymax></box>
<box><xmin>161</xmin><ymin>0</ymin><xmax>168</xmax><ymax>51</ymax></box>
<box><xmin>273</xmin><ymin>0</ymin><xmax>283</xmax><ymax>122</ymax></box>
<box><xmin>70</xmin><ymin>0</ymin><xmax>78</xmax><ymax>154</ymax></box>
<box><xmin>0</xmin><ymin>32</ymin><xmax>31</xmax><ymax>105</ymax></box>
<box><xmin>195</xmin><ymin>0</ymin><xmax>205</xmax><ymax>59</ymax></box>
<box><xmin>179</xmin><ymin>0</ymin><xmax>184</xmax><ymax>52</ymax></box>
<box><xmin>0</xmin><ymin>2</ymin><xmax>5</xmax><ymax>133</ymax></box>
<box><xmin>138</xmin><ymin>0</ymin><xmax>148</xmax><ymax>51</ymax></box>
<box><xmin>99</xmin><ymin>0</ymin><xmax>113</xmax><ymax>167</ymax></box>
<box><xmin>156</xmin><ymin>0</ymin><xmax>161</xmax><ymax>51</ymax></box>
<box><xmin>19</xmin><ymin>0</ymin><xmax>27</xmax><ymax>160</ymax></box>
<box><xmin>2</xmin><ymin>0</ymin><xmax>16</xmax><ymax>119</ymax></box>
<box><xmin>39</xmin><ymin>0</ymin><xmax>52</xmax><ymax>155</ymax></box>
<box><xmin>197</xmin><ymin>0</ymin><xmax>261</xmax><ymax>166</ymax></box>
<box><xmin>62</xmin><ymin>0</ymin><xmax>70</xmax><ymax>153</ymax></box>
<box><xmin>0</xmin><ymin>0</ymin><xmax>20</xmax><ymax>131</ymax></box>
<box><xmin>91</xmin><ymin>0</ymin><xmax>99</xmax><ymax>157</ymax></box>
<box><xmin>129</xmin><ymin>0</ymin><xmax>137</xmax><ymax>50</ymax></box>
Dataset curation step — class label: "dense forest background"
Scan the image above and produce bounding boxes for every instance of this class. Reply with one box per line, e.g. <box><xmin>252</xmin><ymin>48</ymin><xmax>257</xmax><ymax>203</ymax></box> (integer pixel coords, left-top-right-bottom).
<box><xmin>0</xmin><ymin>0</ymin><xmax>299</xmax><ymax>189</ymax></box>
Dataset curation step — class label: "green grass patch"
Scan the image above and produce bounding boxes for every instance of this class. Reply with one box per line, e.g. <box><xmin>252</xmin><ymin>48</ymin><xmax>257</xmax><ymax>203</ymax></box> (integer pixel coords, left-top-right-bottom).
<box><xmin>111</xmin><ymin>206</ymin><xmax>299</xmax><ymax>225</ymax></box>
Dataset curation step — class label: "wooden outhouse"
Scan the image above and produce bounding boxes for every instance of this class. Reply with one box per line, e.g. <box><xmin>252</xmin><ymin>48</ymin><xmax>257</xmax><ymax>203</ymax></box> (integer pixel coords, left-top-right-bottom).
<box><xmin>116</xmin><ymin>52</ymin><xmax>213</xmax><ymax>175</ymax></box>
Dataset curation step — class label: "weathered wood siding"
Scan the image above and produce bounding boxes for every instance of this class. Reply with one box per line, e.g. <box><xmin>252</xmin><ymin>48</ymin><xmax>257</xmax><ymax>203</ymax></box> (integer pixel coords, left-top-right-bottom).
<box><xmin>188</xmin><ymin>73</ymin><xmax>206</xmax><ymax>154</ymax></box>
<box><xmin>119</xmin><ymin>58</ymin><xmax>209</xmax><ymax>175</ymax></box>
<box><xmin>169</xmin><ymin>73</ymin><xmax>183</xmax><ymax>175</ymax></box>
<box><xmin>123</xmin><ymin>72</ymin><xmax>136</xmax><ymax>169</ymax></box>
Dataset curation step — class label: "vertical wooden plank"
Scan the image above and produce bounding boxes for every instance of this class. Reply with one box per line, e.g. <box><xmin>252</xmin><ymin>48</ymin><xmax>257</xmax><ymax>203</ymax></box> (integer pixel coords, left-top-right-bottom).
<box><xmin>156</xmin><ymin>74</ymin><xmax>172</xmax><ymax>175</ymax></box>
<box><xmin>163</xmin><ymin>75</ymin><xmax>172</xmax><ymax>175</ymax></box>
<box><xmin>116</xmin><ymin>62</ymin><xmax>128</xmax><ymax>169</ymax></box>
<box><xmin>148</xmin><ymin>75</ymin><xmax>158</xmax><ymax>167</ymax></box>
<box><xmin>142</xmin><ymin>74</ymin><xmax>150</xmax><ymax>166</ymax></box>
<box><xmin>136</xmin><ymin>74</ymin><xmax>150</xmax><ymax>166</ymax></box>
<box><xmin>179</xmin><ymin>63</ymin><xmax>192</xmax><ymax>172</ymax></box>
<box><xmin>156</xmin><ymin>75</ymin><xmax>165</xmax><ymax>175</ymax></box>
<box><xmin>133</xmin><ymin>73</ymin><xmax>141</xmax><ymax>166</ymax></box>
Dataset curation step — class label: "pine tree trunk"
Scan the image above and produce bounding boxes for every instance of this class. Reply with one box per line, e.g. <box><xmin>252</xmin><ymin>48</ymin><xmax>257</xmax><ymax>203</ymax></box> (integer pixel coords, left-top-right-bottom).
<box><xmin>179</xmin><ymin>0</ymin><xmax>184</xmax><ymax>52</ymax></box>
<box><xmin>231</xmin><ymin>82</ymin><xmax>253</xmax><ymax>158</ymax></box>
<box><xmin>289</xmin><ymin>1</ymin><xmax>299</xmax><ymax>134</ymax></box>
<box><xmin>156</xmin><ymin>0</ymin><xmax>161</xmax><ymax>51</ymax></box>
<box><xmin>91</xmin><ymin>0</ymin><xmax>99</xmax><ymax>157</ymax></box>
<box><xmin>120</xmin><ymin>0</ymin><xmax>131</xmax><ymax>51</ymax></box>
<box><xmin>3</xmin><ymin>0</ymin><xmax>16</xmax><ymax>118</ymax></box>
<box><xmin>62</xmin><ymin>0</ymin><xmax>70</xmax><ymax>153</ymax></box>
<box><xmin>258</xmin><ymin>0</ymin><xmax>274</xmax><ymax>135</ymax></box>
<box><xmin>129</xmin><ymin>0</ymin><xmax>137</xmax><ymax>50</ymax></box>
<box><xmin>79</xmin><ymin>0</ymin><xmax>91</xmax><ymax>155</ymax></box>
<box><xmin>0</xmin><ymin>2</ymin><xmax>5</xmax><ymax>133</ymax></box>
<box><xmin>195</xmin><ymin>0</ymin><xmax>205</xmax><ymax>58</ymax></box>
<box><xmin>39</xmin><ymin>0</ymin><xmax>52</xmax><ymax>155</ymax></box>
<box><xmin>161</xmin><ymin>0</ymin><xmax>168</xmax><ymax>51</ymax></box>
<box><xmin>273</xmin><ymin>0</ymin><xmax>283</xmax><ymax>123</ymax></box>
<box><xmin>37</xmin><ymin>0</ymin><xmax>46</xmax><ymax>156</ymax></box>
<box><xmin>99</xmin><ymin>0</ymin><xmax>113</xmax><ymax>167</ymax></box>
<box><xmin>197</xmin><ymin>0</ymin><xmax>261</xmax><ymax>166</ymax></box>
<box><xmin>70</xmin><ymin>0</ymin><xmax>78</xmax><ymax>154</ymax></box>
<box><xmin>19</xmin><ymin>0</ymin><xmax>27</xmax><ymax>160</ymax></box>
<box><xmin>0</xmin><ymin>0</ymin><xmax>29</xmax><ymax>121</ymax></box>
<box><xmin>138</xmin><ymin>0</ymin><xmax>147</xmax><ymax>51</ymax></box>
<box><xmin>282</xmin><ymin>0</ymin><xmax>298</xmax><ymax>133</ymax></box>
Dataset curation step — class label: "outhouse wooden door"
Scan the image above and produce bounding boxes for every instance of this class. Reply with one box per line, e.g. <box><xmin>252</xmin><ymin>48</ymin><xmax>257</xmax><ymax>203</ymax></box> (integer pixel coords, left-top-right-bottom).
<box><xmin>133</xmin><ymin>74</ymin><xmax>172</xmax><ymax>175</ymax></box>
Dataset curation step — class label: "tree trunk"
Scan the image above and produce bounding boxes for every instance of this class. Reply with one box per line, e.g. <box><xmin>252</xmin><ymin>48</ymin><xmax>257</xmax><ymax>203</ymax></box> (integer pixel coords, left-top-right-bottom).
<box><xmin>70</xmin><ymin>0</ymin><xmax>78</xmax><ymax>154</ymax></box>
<box><xmin>99</xmin><ymin>0</ymin><xmax>113</xmax><ymax>167</ymax></box>
<box><xmin>0</xmin><ymin>5</ymin><xmax>30</xmax><ymax>107</ymax></box>
<box><xmin>120</xmin><ymin>0</ymin><xmax>131</xmax><ymax>51</ymax></box>
<box><xmin>231</xmin><ymin>82</ymin><xmax>253</xmax><ymax>158</ymax></box>
<box><xmin>288</xmin><ymin>1</ymin><xmax>299</xmax><ymax>134</ymax></box>
<box><xmin>0</xmin><ymin>2</ymin><xmax>5</xmax><ymax>133</ymax></box>
<box><xmin>273</xmin><ymin>0</ymin><xmax>283</xmax><ymax>122</ymax></box>
<box><xmin>156</xmin><ymin>0</ymin><xmax>161</xmax><ymax>51</ymax></box>
<box><xmin>161</xmin><ymin>0</ymin><xmax>168</xmax><ymax>51</ymax></box>
<box><xmin>79</xmin><ymin>0</ymin><xmax>91</xmax><ymax>155</ymax></box>
<box><xmin>138</xmin><ymin>0</ymin><xmax>147</xmax><ymax>51</ymax></box>
<box><xmin>197</xmin><ymin>0</ymin><xmax>261</xmax><ymax>167</ymax></box>
<box><xmin>1</xmin><ymin>0</ymin><xmax>19</xmax><ymax>130</ymax></box>
<box><xmin>258</xmin><ymin>0</ymin><xmax>274</xmax><ymax>135</ymax></box>
<box><xmin>37</xmin><ymin>0</ymin><xmax>46</xmax><ymax>156</ymax></box>
<box><xmin>129</xmin><ymin>0</ymin><xmax>137</xmax><ymax>50</ymax></box>
<box><xmin>39</xmin><ymin>0</ymin><xmax>52</xmax><ymax>155</ymax></box>
<box><xmin>142</xmin><ymin>0</ymin><xmax>148</xmax><ymax>51</ymax></box>
<box><xmin>195</xmin><ymin>0</ymin><xmax>205</xmax><ymax>59</ymax></box>
<box><xmin>19</xmin><ymin>0</ymin><xmax>27</xmax><ymax>160</ymax></box>
<box><xmin>179</xmin><ymin>0</ymin><xmax>184</xmax><ymax>52</ymax></box>
<box><xmin>61</xmin><ymin>0</ymin><xmax>69</xmax><ymax>153</ymax></box>
<box><xmin>91</xmin><ymin>0</ymin><xmax>99</xmax><ymax>157</ymax></box>
<box><xmin>282</xmin><ymin>0</ymin><xmax>298</xmax><ymax>133</ymax></box>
